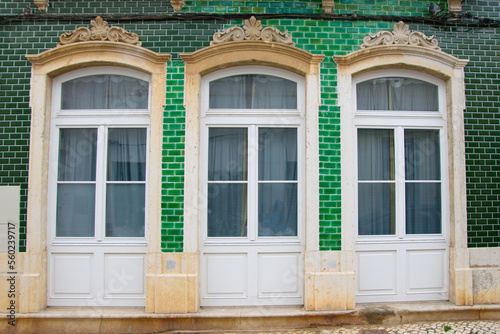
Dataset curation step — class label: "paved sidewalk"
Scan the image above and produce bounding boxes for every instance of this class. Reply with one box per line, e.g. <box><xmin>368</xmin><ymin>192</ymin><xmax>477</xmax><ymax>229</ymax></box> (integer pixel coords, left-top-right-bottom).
<box><xmin>170</xmin><ymin>320</ymin><xmax>500</xmax><ymax>333</ymax></box>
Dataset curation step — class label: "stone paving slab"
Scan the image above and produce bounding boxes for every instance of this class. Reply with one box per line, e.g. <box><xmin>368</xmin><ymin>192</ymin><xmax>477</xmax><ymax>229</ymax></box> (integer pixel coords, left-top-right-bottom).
<box><xmin>170</xmin><ymin>320</ymin><xmax>500</xmax><ymax>334</ymax></box>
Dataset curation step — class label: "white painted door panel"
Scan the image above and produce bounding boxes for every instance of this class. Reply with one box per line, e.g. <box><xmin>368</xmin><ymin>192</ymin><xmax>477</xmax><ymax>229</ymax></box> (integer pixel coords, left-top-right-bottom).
<box><xmin>407</xmin><ymin>249</ymin><xmax>447</xmax><ymax>293</ymax></box>
<box><xmin>48</xmin><ymin>246</ymin><xmax>146</xmax><ymax>307</ymax></box>
<box><xmin>356</xmin><ymin>242</ymin><xmax>448</xmax><ymax>303</ymax></box>
<box><xmin>357</xmin><ymin>251</ymin><xmax>396</xmax><ymax>295</ymax></box>
<box><xmin>104</xmin><ymin>254</ymin><xmax>146</xmax><ymax>297</ymax></box>
<box><xmin>258</xmin><ymin>252</ymin><xmax>301</xmax><ymax>297</ymax></box>
<box><xmin>51</xmin><ymin>253</ymin><xmax>93</xmax><ymax>296</ymax></box>
<box><xmin>201</xmin><ymin>245</ymin><xmax>303</xmax><ymax>306</ymax></box>
<box><xmin>205</xmin><ymin>253</ymin><xmax>248</xmax><ymax>297</ymax></box>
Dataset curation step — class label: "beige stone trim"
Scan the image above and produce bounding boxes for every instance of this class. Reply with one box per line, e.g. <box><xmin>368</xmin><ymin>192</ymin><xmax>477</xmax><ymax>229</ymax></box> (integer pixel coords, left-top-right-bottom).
<box><xmin>334</xmin><ymin>44</ymin><xmax>471</xmax><ymax>306</ymax></box>
<box><xmin>181</xmin><ymin>41</ymin><xmax>328</xmax><ymax>311</ymax></box>
<box><xmin>181</xmin><ymin>41</ymin><xmax>324</xmax><ymax>76</ymax></box>
<box><xmin>25</xmin><ymin>42</ymin><xmax>169</xmax><ymax>313</ymax></box>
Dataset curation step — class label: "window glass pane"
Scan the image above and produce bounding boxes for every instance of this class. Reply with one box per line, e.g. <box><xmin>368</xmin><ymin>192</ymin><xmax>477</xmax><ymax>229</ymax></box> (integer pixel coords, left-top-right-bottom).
<box><xmin>107</xmin><ymin>128</ymin><xmax>147</xmax><ymax>182</ymax></box>
<box><xmin>61</xmin><ymin>75</ymin><xmax>149</xmax><ymax>110</ymax></box>
<box><xmin>258</xmin><ymin>183</ymin><xmax>297</xmax><ymax>236</ymax></box>
<box><xmin>357</xmin><ymin>77</ymin><xmax>438</xmax><ymax>111</ymax></box>
<box><xmin>58</xmin><ymin>128</ymin><xmax>97</xmax><ymax>181</ymax></box>
<box><xmin>207</xmin><ymin>183</ymin><xmax>247</xmax><ymax>237</ymax></box>
<box><xmin>358</xmin><ymin>129</ymin><xmax>394</xmax><ymax>181</ymax></box>
<box><xmin>259</xmin><ymin>128</ymin><xmax>297</xmax><ymax>181</ymax></box>
<box><xmin>106</xmin><ymin>184</ymin><xmax>145</xmax><ymax>237</ymax></box>
<box><xmin>209</xmin><ymin>74</ymin><xmax>297</xmax><ymax>109</ymax></box>
<box><xmin>405</xmin><ymin>130</ymin><xmax>440</xmax><ymax>181</ymax></box>
<box><xmin>406</xmin><ymin>183</ymin><xmax>441</xmax><ymax>234</ymax></box>
<box><xmin>56</xmin><ymin>184</ymin><xmax>95</xmax><ymax>237</ymax></box>
<box><xmin>358</xmin><ymin>183</ymin><xmax>395</xmax><ymax>235</ymax></box>
<box><xmin>208</xmin><ymin>128</ymin><xmax>247</xmax><ymax>181</ymax></box>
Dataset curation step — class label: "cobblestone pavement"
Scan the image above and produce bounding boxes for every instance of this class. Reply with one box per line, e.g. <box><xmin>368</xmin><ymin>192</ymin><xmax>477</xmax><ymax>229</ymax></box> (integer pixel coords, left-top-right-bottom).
<box><xmin>178</xmin><ymin>320</ymin><xmax>500</xmax><ymax>334</ymax></box>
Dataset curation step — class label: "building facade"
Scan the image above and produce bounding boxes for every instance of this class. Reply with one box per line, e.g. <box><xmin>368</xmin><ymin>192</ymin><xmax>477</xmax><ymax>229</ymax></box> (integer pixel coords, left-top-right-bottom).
<box><xmin>1</xmin><ymin>0</ymin><xmax>499</xmax><ymax>318</ymax></box>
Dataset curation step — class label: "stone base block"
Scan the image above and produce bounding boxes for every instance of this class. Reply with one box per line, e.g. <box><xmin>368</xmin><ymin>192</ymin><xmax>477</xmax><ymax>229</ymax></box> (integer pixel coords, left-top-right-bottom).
<box><xmin>146</xmin><ymin>252</ymin><xmax>199</xmax><ymax>313</ymax></box>
<box><xmin>470</xmin><ymin>247</ymin><xmax>500</xmax><ymax>304</ymax></box>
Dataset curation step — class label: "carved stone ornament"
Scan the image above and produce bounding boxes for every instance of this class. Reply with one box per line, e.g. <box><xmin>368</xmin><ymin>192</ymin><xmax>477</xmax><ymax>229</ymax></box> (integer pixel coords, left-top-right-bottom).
<box><xmin>58</xmin><ymin>16</ymin><xmax>141</xmax><ymax>47</ymax></box>
<box><xmin>361</xmin><ymin>21</ymin><xmax>440</xmax><ymax>51</ymax></box>
<box><xmin>34</xmin><ymin>0</ymin><xmax>48</xmax><ymax>12</ymax></box>
<box><xmin>211</xmin><ymin>16</ymin><xmax>295</xmax><ymax>46</ymax></box>
<box><xmin>323</xmin><ymin>0</ymin><xmax>335</xmax><ymax>14</ymax></box>
<box><xmin>169</xmin><ymin>0</ymin><xmax>185</xmax><ymax>12</ymax></box>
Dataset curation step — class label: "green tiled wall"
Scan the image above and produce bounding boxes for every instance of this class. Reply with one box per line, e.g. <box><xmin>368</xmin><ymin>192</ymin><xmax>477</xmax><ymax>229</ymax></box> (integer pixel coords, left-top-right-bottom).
<box><xmin>162</xmin><ymin>62</ymin><xmax>185</xmax><ymax>252</ymax></box>
<box><xmin>1</xmin><ymin>0</ymin><xmax>499</xmax><ymax>251</ymax></box>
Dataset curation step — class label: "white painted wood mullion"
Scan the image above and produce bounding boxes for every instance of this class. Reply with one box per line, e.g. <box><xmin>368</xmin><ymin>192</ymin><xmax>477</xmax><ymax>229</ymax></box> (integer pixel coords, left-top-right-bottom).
<box><xmin>248</xmin><ymin>125</ymin><xmax>258</xmax><ymax>242</ymax></box>
<box><xmin>395</xmin><ymin>127</ymin><xmax>406</xmax><ymax>239</ymax></box>
<box><xmin>95</xmin><ymin>125</ymin><xmax>107</xmax><ymax>242</ymax></box>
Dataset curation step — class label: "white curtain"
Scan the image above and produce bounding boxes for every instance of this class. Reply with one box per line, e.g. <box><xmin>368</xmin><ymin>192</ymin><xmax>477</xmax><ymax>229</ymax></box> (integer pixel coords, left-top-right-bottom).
<box><xmin>61</xmin><ymin>75</ymin><xmax>149</xmax><ymax>110</ymax></box>
<box><xmin>105</xmin><ymin>128</ymin><xmax>147</xmax><ymax>237</ymax></box>
<box><xmin>206</xmin><ymin>127</ymin><xmax>298</xmax><ymax>237</ymax></box>
<box><xmin>357</xmin><ymin>78</ymin><xmax>438</xmax><ymax>111</ymax></box>
<box><xmin>405</xmin><ymin>130</ymin><xmax>441</xmax><ymax>234</ymax></box>
<box><xmin>258</xmin><ymin>128</ymin><xmax>297</xmax><ymax>237</ymax></box>
<box><xmin>207</xmin><ymin>128</ymin><xmax>248</xmax><ymax>237</ymax></box>
<box><xmin>357</xmin><ymin>129</ymin><xmax>395</xmax><ymax>235</ymax></box>
<box><xmin>56</xmin><ymin>128</ymin><xmax>97</xmax><ymax>237</ymax></box>
<box><xmin>56</xmin><ymin>128</ymin><xmax>147</xmax><ymax>238</ymax></box>
<box><xmin>209</xmin><ymin>75</ymin><xmax>297</xmax><ymax>109</ymax></box>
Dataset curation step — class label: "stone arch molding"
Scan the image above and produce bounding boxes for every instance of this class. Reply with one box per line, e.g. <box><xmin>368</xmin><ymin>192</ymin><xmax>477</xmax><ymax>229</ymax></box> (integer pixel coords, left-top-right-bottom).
<box><xmin>334</xmin><ymin>22</ymin><xmax>472</xmax><ymax>307</ymax></box>
<box><xmin>24</xmin><ymin>18</ymin><xmax>170</xmax><ymax>313</ymax></box>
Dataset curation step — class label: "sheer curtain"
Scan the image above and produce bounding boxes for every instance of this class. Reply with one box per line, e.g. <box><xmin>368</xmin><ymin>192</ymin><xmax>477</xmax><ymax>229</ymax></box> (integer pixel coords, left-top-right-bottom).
<box><xmin>405</xmin><ymin>130</ymin><xmax>441</xmax><ymax>234</ymax></box>
<box><xmin>56</xmin><ymin>128</ymin><xmax>97</xmax><ymax>237</ymax></box>
<box><xmin>106</xmin><ymin>128</ymin><xmax>147</xmax><ymax>237</ymax></box>
<box><xmin>207</xmin><ymin>128</ymin><xmax>248</xmax><ymax>237</ymax></box>
<box><xmin>357</xmin><ymin>78</ymin><xmax>438</xmax><ymax>111</ymax></box>
<box><xmin>358</xmin><ymin>129</ymin><xmax>395</xmax><ymax>235</ymax></box>
<box><xmin>61</xmin><ymin>75</ymin><xmax>149</xmax><ymax>110</ymax></box>
<box><xmin>209</xmin><ymin>75</ymin><xmax>297</xmax><ymax>109</ymax></box>
<box><xmin>258</xmin><ymin>128</ymin><xmax>297</xmax><ymax>236</ymax></box>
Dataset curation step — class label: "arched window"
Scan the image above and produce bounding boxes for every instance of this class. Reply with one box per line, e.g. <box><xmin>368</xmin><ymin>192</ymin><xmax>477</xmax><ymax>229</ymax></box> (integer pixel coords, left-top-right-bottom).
<box><xmin>47</xmin><ymin>66</ymin><xmax>152</xmax><ymax>307</ymax></box>
<box><xmin>335</xmin><ymin>39</ymin><xmax>469</xmax><ymax>305</ymax></box>
<box><xmin>198</xmin><ymin>66</ymin><xmax>305</xmax><ymax>306</ymax></box>
<box><xmin>352</xmin><ymin>69</ymin><xmax>449</xmax><ymax>302</ymax></box>
<box><xmin>354</xmin><ymin>70</ymin><xmax>447</xmax><ymax>238</ymax></box>
<box><xmin>182</xmin><ymin>40</ymin><xmax>325</xmax><ymax>311</ymax></box>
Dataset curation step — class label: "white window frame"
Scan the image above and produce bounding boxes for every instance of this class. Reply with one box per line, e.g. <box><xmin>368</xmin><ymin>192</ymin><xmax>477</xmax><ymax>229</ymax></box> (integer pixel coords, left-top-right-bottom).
<box><xmin>199</xmin><ymin>66</ymin><xmax>306</xmax><ymax>246</ymax></box>
<box><xmin>47</xmin><ymin>67</ymin><xmax>151</xmax><ymax>246</ymax></box>
<box><xmin>353</xmin><ymin>69</ymin><xmax>449</xmax><ymax>245</ymax></box>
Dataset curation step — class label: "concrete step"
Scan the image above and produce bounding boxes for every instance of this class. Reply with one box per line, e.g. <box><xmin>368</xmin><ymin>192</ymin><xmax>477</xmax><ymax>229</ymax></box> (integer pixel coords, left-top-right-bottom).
<box><xmin>2</xmin><ymin>302</ymin><xmax>500</xmax><ymax>334</ymax></box>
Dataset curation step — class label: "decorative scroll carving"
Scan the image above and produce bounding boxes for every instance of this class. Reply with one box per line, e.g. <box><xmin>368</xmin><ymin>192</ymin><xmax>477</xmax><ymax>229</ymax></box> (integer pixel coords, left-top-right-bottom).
<box><xmin>323</xmin><ymin>0</ymin><xmax>335</xmax><ymax>14</ymax></box>
<box><xmin>34</xmin><ymin>0</ymin><xmax>48</xmax><ymax>12</ymax></box>
<box><xmin>58</xmin><ymin>16</ymin><xmax>141</xmax><ymax>47</ymax></box>
<box><xmin>361</xmin><ymin>21</ymin><xmax>440</xmax><ymax>51</ymax></box>
<box><xmin>211</xmin><ymin>16</ymin><xmax>295</xmax><ymax>46</ymax></box>
<box><xmin>449</xmin><ymin>0</ymin><xmax>462</xmax><ymax>13</ymax></box>
<box><xmin>169</xmin><ymin>0</ymin><xmax>185</xmax><ymax>12</ymax></box>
